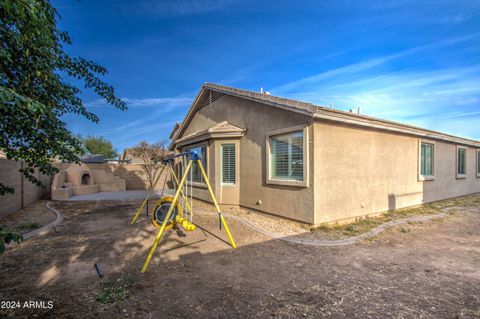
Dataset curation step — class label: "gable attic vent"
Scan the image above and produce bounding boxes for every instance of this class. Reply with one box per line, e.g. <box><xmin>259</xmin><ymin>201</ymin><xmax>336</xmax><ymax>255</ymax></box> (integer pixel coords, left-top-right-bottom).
<box><xmin>197</xmin><ymin>90</ymin><xmax>225</xmax><ymax>110</ymax></box>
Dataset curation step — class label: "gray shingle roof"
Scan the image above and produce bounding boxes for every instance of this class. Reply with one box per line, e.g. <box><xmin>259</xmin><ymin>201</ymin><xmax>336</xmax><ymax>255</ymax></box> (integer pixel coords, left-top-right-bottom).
<box><xmin>170</xmin><ymin>83</ymin><xmax>480</xmax><ymax>148</ymax></box>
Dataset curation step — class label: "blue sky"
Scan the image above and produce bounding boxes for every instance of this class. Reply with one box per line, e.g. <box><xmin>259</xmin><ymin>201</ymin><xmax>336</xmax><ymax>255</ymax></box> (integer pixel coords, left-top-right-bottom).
<box><xmin>53</xmin><ymin>0</ymin><xmax>480</xmax><ymax>153</ymax></box>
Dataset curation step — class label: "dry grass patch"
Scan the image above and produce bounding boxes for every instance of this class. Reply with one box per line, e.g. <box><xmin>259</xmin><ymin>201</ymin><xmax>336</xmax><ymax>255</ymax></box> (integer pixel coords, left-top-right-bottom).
<box><xmin>0</xmin><ymin>200</ymin><xmax>55</xmax><ymax>235</ymax></box>
<box><xmin>311</xmin><ymin>193</ymin><xmax>480</xmax><ymax>239</ymax></box>
<box><xmin>96</xmin><ymin>275</ymin><xmax>136</xmax><ymax>304</ymax></box>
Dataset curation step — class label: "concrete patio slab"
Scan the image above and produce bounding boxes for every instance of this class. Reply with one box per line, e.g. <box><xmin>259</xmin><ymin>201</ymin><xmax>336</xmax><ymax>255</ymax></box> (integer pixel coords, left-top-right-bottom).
<box><xmin>61</xmin><ymin>189</ymin><xmax>175</xmax><ymax>201</ymax></box>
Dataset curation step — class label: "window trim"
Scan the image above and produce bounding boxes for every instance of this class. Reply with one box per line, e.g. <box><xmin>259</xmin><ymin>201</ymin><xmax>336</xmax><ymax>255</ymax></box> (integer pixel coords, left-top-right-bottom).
<box><xmin>456</xmin><ymin>146</ymin><xmax>467</xmax><ymax>179</ymax></box>
<box><xmin>183</xmin><ymin>141</ymin><xmax>209</xmax><ymax>188</ymax></box>
<box><xmin>220</xmin><ymin>143</ymin><xmax>236</xmax><ymax>186</ymax></box>
<box><xmin>418</xmin><ymin>140</ymin><xmax>435</xmax><ymax>181</ymax></box>
<box><xmin>476</xmin><ymin>149</ymin><xmax>480</xmax><ymax>178</ymax></box>
<box><xmin>266</xmin><ymin>124</ymin><xmax>309</xmax><ymax>187</ymax></box>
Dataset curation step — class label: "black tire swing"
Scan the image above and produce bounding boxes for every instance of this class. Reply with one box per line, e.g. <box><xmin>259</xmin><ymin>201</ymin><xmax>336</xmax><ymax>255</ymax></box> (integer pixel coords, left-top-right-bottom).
<box><xmin>150</xmin><ymin>158</ymin><xmax>194</xmax><ymax>232</ymax></box>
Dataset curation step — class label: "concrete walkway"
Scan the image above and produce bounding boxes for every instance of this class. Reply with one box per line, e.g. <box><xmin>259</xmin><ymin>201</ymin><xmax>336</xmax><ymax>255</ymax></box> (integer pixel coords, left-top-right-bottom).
<box><xmin>224</xmin><ymin>212</ymin><xmax>449</xmax><ymax>246</ymax></box>
<box><xmin>63</xmin><ymin>190</ymin><xmax>175</xmax><ymax>201</ymax></box>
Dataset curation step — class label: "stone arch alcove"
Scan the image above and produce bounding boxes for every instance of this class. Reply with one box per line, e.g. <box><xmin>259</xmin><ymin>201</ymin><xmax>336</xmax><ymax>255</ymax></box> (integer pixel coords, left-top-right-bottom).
<box><xmin>81</xmin><ymin>173</ymin><xmax>91</xmax><ymax>185</ymax></box>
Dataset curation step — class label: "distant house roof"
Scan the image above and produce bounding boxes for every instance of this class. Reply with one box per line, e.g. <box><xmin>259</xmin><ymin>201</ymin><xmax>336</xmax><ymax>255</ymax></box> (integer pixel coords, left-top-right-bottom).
<box><xmin>79</xmin><ymin>154</ymin><xmax>105</xmax><ymax>163</ymax></box>
<box><xmin>120</xmin><ymin>149</ymin><xmax>145</xmax><ymax>164</ymax></box>
<box><xmin>169</xmin><ymin>122</ymin><xmax>180</xmax><ymax>139</ymax></box>
<box><xmin>170</xmin><ymin>83</ymin><xmax>480</xmax><ymax>150</ymax></box>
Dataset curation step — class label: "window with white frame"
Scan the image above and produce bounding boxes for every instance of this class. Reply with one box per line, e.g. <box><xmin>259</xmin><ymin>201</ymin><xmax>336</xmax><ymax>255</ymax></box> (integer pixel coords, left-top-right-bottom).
<box><xmin>186</xmin><ymin>145</ymin><xmax>207</xmax><ymax>183</ymax></box>
<box><xmin>270</xmin><ymin>130</ymin><xmax>304</xmax><ymax>181</ymax></box>
<box><xmin>457</xmin><ymin>147</ymin><xmax>466</xmax><ymax>176</ymax></box>
<box><xmin>420</xmin><ymin>142</ymin><xmax>434</xmax><ymax>177</ymax></box>
<box><xmin>221</xmin><ymin>144</ymin><xmax>236</xmax><ymax>185</ymax></box>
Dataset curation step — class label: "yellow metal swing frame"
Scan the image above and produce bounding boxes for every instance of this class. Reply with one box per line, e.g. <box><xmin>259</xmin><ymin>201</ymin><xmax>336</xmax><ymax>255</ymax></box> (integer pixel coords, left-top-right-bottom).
<box><xmin>130</xmin><ymin>151</ymin><xmax>236</xmax><ymax>273</ymax></box>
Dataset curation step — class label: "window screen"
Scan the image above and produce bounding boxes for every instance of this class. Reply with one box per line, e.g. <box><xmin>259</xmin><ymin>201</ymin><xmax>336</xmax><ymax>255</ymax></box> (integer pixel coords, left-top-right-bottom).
<box><xmin>221</xmin><ymin>144</ymin><xmax>236</xmax><ymax>185</ymax></box>
<box><xmin>477</xmin><ymin>151</ymin><xmax>480</xmax><ymax>175</ymax></box>
<box><xmin>420</xmin><ymin>143</ymin><xmax>433</xmax><ymax>176</ymax></box>
<box><xmin>186</xmin><ymin>145</ymin><xmax>207</xmax><ymax>183</ymax></box>
<box><xmin>271</xmin><ymin>131</ymin><xmax>303</xmax><ymax>181</ymax></box>
<box><xmin>457</xmin><ymin>148</ymin><xmax>466</xmax><ymax>175</ymax></box>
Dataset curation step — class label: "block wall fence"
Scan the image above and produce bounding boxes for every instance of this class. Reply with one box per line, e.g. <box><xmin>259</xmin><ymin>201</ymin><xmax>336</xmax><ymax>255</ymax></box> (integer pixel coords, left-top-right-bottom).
<box><xmin>0</xmin><ymin>159</ymin><xmax>51</xmax><ymax>219</ymax></box>
<box><xmin>0</xmin><ymin>160</ymin><xmax>165</xmax><ymax>218</ymax></box>
<box><xmin>57</xmin><ymin>163</ymin><xmax>169</xmax><ymax>191</ymax></box>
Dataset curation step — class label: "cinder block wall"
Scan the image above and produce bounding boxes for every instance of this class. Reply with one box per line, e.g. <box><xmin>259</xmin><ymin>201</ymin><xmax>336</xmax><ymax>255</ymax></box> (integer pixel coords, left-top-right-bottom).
<box><xmin>58</xmin><ymin>163</ymin><xmax>168</xmax><ymax>190</ymax></box>
<box><xmin>114</xmin><ymin>164</ymin><xmax>169</xmax><ymax>190</ymax></box>
<box><xmin>1</xmin><ymin>161</ymin><xmax>168</xmax><ymax>218</ymax></box>
<box><xmin>0</xmin><ymin>159</ymin><xmax>51</xmax><ymax>219</ymax></box>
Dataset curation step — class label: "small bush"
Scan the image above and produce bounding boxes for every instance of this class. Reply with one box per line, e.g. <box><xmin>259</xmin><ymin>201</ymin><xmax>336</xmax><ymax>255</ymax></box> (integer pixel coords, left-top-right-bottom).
<box><xmin>0</xmin><ymin>225</ymin><xmax>23</xmax><ymax>253</ymax></box>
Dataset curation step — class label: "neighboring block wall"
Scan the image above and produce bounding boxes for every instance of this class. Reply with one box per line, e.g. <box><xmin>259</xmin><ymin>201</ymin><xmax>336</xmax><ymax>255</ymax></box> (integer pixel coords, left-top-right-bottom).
<box><xmin>57</xmin><ymin>163</ymin><xmax>168</xmax><ymax>190</ymax></box>
<box><xmin>313</xmin><ymin>121</ymin><xmax>480</xmax><ymax>224</ymax></box>
<box><xmin>0</xmin><ymin>159</ymin><xmax>51</xmax><ymax>218</ymax></box>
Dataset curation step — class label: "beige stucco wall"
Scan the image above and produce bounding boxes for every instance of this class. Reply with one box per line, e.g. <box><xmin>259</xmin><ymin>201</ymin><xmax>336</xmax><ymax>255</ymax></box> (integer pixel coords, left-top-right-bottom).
<box><xmin>422</xmin><ymin>142</ymin><xmax>480</xmax><ymax>202</ymax></box>
<box><xmin>0</xmin><ymin>159</ymin><xmax>51</xmax><ymax>218</ymax></box>
<box><xmin>177</xmin><ymin>95</ymin><xmax>315</xmax><ymax>223</ymax></box>
<box><xmin>313</xmin><ymin>120</ymin><xmax>480</xmax><ymax>224</ymax></box>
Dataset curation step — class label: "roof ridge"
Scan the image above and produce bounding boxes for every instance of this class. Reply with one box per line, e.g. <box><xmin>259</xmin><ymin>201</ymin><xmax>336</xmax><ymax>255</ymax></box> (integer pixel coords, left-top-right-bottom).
<box><xmin>169</xmin><ymin>83</ymin><xmax>479</xmax><ymax>149</ymax></box>
<box><xmin>202</xmin><ymin>82</ymin><xmax>479</xmax><ymax>146</ymax></box>
<box><xmin>204</xmin><ymin>82</ymin><xmax>321</xmax><ymax>113</ymax></box>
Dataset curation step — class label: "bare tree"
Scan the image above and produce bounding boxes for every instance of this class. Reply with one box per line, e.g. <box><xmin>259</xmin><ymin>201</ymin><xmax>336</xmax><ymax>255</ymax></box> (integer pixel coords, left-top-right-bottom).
<box><xmin>130</xmin><ymin>141</ymin><xmax>168</xmax><ymax>190</ymax></box>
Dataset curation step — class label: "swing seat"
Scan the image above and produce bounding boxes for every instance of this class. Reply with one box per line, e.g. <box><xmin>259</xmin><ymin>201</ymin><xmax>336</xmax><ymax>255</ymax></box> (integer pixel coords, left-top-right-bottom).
<box><xmin>151</xmin><ymin>196</ymin><xmax>182</xmax><ymax>229</ymax></box>
<box><xmin>182</xmin><ymin>219</ymin><xmax>196</xmax><ymax>231</ymax></box>
<box><xmin>175</xmin><ymin>215</ymin><xmax>196</xmax><ymax>231</ymax></box>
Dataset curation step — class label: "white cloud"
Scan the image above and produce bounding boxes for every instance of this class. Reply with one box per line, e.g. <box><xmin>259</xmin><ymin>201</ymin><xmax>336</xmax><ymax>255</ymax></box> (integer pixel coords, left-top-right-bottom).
<box><xmin>122</xmin><ymin>97</ymin><xmax>192</xmax><ymax>107</ymax></box>
<box><xmin>86</xmin><ymin>97</ymin><xmax>192</xmax><ymax>108</ymax></box>
<box><xmin>271</xmin><ymin>35</ymin><xmax>480</xmax><ymax>140</ymax></box>
<box><xmin>120</xmin><ymin>121</ymin><xmax>180</xmax><ymax>139</ymax></box>
<box><xmin>273</xmin><ymin>33</ymin><xmax>480</xmax><ymax>95</ymax></box>
<box><xmin>91</xmin><ymin>96</ymin><xmax>192</xmax><ymax>137</ymax></box>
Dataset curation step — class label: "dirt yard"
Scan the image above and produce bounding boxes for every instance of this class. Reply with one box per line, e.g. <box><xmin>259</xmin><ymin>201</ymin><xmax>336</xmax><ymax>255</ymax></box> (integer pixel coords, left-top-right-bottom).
<box><xmin>0</xmin><ymin>196</ymin><xmax>479</xmax><ymax>318</ymax></box>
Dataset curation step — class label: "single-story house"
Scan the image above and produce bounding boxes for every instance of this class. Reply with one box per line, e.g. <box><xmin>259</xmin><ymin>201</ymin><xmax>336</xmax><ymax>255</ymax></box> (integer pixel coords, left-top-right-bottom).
<box><xmin>120</xmin><ymin>148</ymin><xmax>146</xmax><ymax>164</ymax></box>
<box><xmin>169</xmin><ymin>83</ymin><xmax>480</xmax><ymax>225</ymax></box>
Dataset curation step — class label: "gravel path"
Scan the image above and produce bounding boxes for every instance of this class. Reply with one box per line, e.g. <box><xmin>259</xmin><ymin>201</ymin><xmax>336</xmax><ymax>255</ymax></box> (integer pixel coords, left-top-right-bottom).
<box><xmin>200</xmin><ymin>210</ymin><xmax>450</xmax><ymax>246</ymax></box>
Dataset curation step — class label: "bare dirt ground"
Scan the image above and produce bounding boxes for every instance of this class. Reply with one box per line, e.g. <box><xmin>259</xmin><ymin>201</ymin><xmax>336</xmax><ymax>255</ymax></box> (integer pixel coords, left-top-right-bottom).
<box><xmin>0</xmin><ymin>200</ymin><xmax>56</xmax><ymax>235</ymax></box>
<box><xmin>0</xmin><ymin>197</ymin><xmax>479</xmax><ymax>318</ymax></box>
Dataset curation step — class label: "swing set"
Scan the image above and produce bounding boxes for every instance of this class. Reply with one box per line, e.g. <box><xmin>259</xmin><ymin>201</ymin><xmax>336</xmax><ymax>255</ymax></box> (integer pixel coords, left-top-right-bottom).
<box><xmin>130</xmin><ymin>150</ymin><xmax>236</xmax><ymax>272</ymax></box>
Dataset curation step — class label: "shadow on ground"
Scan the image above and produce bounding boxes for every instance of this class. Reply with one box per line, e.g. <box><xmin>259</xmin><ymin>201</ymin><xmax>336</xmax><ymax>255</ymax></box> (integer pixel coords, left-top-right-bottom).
<box><xmin>0</xmin><ymin>200</ymin><xmax>479</xmax><ymax>318</ymax></box>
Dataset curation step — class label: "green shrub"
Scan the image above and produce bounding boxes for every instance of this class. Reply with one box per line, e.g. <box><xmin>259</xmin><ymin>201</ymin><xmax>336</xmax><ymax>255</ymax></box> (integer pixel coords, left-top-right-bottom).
<box><xmin>0</xmin><ymin>225</ymin><xmax>23</xmax><ymax>253</ymax></box>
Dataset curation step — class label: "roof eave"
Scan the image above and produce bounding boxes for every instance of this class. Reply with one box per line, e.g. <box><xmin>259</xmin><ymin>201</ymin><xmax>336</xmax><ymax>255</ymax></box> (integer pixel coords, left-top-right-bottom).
<box><xmin>313</xmin><ymin>112</ymin><xmax>480</xmax><ymax>147</ymax></box>
<box><xmin>175</xmin><ymin>131</ymin><xmax>245</xmax><ymax>148</ymax></box>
